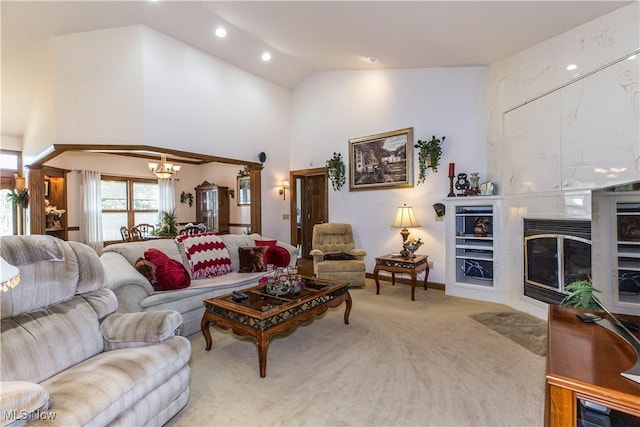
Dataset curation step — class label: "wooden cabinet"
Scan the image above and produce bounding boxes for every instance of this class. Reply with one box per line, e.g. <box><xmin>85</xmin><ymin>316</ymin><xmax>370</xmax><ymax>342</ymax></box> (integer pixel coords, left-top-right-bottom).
<box><xmin>28</xmin><ymin>166</ymin><xmax>68</xmax><ymax>239</ymax></box>
<box><xmin>195</xmin><ymin>181</ymin><xmax>229</xmax><ymax>234</ymax></box>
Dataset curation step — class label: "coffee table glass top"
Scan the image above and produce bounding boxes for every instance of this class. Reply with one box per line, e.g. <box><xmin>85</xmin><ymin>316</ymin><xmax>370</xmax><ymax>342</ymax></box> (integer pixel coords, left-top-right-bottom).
<box><xmin>215</xmin><ymin>276</ymin><xmax>337</xmax><ymax>314</ymax></box>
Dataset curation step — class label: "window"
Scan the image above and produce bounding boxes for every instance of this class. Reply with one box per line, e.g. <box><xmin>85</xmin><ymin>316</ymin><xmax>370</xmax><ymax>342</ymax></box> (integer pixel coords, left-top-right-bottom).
<box><xmin>0</xmin><ymin>150</ymin><xmax>22</xmax><ymax>235</ymax></box>
<box><xmin>101</xmin><ymin>177</ymin><xmax>159</xmax><ymax>241</ymax></box>
<box><xmin>0</xmin><ymin>190</ymin><xmax>14</xmax><ymax>236</ymax></box>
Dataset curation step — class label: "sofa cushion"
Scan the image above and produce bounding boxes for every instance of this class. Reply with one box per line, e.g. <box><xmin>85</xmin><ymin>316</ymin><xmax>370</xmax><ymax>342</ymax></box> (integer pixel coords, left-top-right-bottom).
<box><xmin>40</xmin><ymin>336</ymin><xmax>190</xmax><ymax>426</ymax></box>
<box><xmin>0</xmin><ymin>381</ymin><xmax>49</xmax><ymax>426</ymax></box>
<box><xmin>238</xmin><ymin>246</ymin><xmax>267</xmax><ymax>273</ymax></box>
<box><xmin>255</xmin><ymin>240</ymin><xmax>291</xmax><ymax>268</ymax></box>
<box><xmin>144</xmin><ymin>249</ymin><xmax>190</xmax><ymax>291</ymax></box>
<box><xmin>1</xmin><ymin>297</ymin><xmax>104</xmax><ymax>384</ymax></box>
<box><xmin>176</xmin><ymin>233</ymin><xmax>232</xmax><ymax>279</ymax></box>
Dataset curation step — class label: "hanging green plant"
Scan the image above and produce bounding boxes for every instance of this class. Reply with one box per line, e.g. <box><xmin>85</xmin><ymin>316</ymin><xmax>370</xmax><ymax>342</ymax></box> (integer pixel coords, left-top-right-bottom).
<box><xmin>7</xmin><ymin>188</ymin><xmax>29</xmax><ymax>209</ymax></box>
<box><xmin>180</xmin><ymin>191</ymin><xmax>193</xmax><ymax>207</ymax></box>
<box><xmin>325</xmin><ymin>152</ymin><xmax>346</xmax><ymax>191</ymax></box>
<box><xmin>415</xmin><ymin>135</ymin><xmax>446</xmax><ymax>184</ymax></box>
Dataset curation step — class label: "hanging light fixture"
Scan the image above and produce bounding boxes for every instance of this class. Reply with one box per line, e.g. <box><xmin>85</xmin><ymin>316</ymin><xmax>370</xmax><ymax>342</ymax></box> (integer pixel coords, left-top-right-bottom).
<box><xmin>148</xmin><ymin>154</ymin><xmax>181</xmax><ymax>179</ymax></box>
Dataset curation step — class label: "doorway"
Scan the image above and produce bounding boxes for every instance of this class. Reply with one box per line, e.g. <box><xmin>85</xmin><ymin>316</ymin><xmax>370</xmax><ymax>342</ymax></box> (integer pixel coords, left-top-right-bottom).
<box><xmin>290</xmin><ymin>168</ymin><xmax>328</xmax><ymax>259</ymax></box>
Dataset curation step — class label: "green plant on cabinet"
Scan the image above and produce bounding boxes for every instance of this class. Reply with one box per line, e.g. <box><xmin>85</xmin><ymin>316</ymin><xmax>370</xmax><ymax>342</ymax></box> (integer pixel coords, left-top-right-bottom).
<box><xmin>415</xmin><ymin>135</ymin><xmax>446</xmax><ymax>184</ymax></box>
<box><xmin>560</xmin><ymin>279</ymin><xmax>603</xmax><ymax>312</ymax></box>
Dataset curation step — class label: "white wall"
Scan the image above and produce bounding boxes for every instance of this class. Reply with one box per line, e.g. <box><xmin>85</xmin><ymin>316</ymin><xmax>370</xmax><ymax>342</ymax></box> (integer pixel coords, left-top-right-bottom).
<box><xmin>290</xmin><ymin>67</ymin><xmax>487</xmax><ymax>283</ymax></box>
<box><xmin>486</xmin><ymin>3</ymin><xmax>639</xmax><ymax>318</ymax></box>
<box><xmin>30</xmin><ymin>25</ymin><xmax>291</xmax><ymax>240</ymax></box>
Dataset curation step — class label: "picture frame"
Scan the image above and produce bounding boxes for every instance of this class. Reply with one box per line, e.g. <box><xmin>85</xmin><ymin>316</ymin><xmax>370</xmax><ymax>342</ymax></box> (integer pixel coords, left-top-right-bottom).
<box><xmin>349</xmin><ymin>127</ymin><xmax>414</xmax><ymax>191</ymax></box>
<box><xmin>44</xmin><ymin>179</ymin><xmax>50</xmax><ymax>198</ymax></box>
<box><xmin>237</xmin><ymin>176</ymin><xmax>251</xmax><ymax>206</ymax></box>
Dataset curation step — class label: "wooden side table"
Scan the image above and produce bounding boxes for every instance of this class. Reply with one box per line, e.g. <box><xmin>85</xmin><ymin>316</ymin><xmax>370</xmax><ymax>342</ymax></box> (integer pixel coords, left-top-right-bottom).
<box><xmin>374</xmin><ymin>254</ymin><xmax>429</xmax><ymax>301</ymax></box>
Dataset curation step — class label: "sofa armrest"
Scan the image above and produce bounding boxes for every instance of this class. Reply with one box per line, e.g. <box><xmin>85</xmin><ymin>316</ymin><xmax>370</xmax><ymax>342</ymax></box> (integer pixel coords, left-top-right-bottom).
<box><xmin>1</xmin><ymin>381</ymin><xmax>49</xmax><ymax>427</ymax></box>
<box><xmin>100</xmin><ymin>252</ymin><xmax>154</xmax><ymax>312</ymax></box>
<box><xmin>100</xmin><ymin>310</ymin><xmax>183</xmax><ymax>351</ymax></box>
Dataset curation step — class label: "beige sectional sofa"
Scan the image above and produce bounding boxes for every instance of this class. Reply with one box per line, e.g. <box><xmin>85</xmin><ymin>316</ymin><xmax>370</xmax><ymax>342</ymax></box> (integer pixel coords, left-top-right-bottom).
<box><xmin>0</xmin><ymin>235</ymin><xmax>190</xmax><ymax>427</ymax></box>
<box><xmin>100</xmin><ymin>233</ymin><xmax>298</xmax><ymax>337</ymax></box>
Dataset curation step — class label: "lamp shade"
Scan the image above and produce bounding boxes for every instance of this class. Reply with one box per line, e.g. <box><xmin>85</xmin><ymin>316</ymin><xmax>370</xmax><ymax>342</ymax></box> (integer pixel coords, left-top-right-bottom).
<box><xmin>391</xmin><ymin>204</ymin><xmax>421</xmax><ymax>229</ymax></box>
<box><xmin>1</xmin><ymin>256</ymin><xmax>20</xmax><ymax>292</ymax></box>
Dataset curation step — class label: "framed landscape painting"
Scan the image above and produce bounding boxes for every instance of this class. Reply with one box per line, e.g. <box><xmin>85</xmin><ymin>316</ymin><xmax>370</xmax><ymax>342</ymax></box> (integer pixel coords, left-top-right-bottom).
<box><xmin>348</xmin><ymin>127</ymin><xmax>414</xmax><ymax>191</ymax></box>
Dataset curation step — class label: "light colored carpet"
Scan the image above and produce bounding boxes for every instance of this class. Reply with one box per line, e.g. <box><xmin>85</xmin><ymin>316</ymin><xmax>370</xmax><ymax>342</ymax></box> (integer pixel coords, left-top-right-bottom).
<box><xmin>166</xmin><ymin>279</ymin><xmax>546</xmax><ymax>427</ymax></box>
<box><xmin>470</xmin><ymin>312</ymin><xmax>547</xmax><ymax>357</ymax></box>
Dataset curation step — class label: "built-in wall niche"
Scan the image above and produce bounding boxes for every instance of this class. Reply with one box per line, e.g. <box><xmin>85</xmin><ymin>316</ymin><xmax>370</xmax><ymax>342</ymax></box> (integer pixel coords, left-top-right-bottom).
<box><xmin>43</xmin><ymin>166</ymin><xmax>68</xmax><ymax>240</ymax></box>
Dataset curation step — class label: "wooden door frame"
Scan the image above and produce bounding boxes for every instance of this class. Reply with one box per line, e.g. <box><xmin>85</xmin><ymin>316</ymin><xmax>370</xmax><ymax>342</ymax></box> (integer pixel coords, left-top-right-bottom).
<box><xmin>289</xmin><ymin>167</ymin><xmax>327</xmax><ymax>248</ymax></box>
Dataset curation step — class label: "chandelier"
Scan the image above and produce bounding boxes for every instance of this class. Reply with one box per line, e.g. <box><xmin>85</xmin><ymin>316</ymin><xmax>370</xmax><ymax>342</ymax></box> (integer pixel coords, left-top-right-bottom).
<box><xmin>148</xmin><ymin>154</ymin><xmax>181</xmax><ymax>179</ymax></box>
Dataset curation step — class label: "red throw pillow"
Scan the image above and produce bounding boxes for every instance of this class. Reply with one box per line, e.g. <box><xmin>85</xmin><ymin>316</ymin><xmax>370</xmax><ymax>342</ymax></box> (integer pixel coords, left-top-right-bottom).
<box><xmin>155</xmin><ymin>259</ymin><xmax>190</xmax><ymax>291</ymax></box>
<box><xmin>265</xmin><ymin>245</ymin><xmax>291</xmax><ymax>268</ymax></box>
<box><xmin>255</xmin><ymin>240</ymin><xmax>291</xmax><ymax>268</ymax></box>
<box><xmin>144</xmin><ymin>248</ymin><xmax>190</xmax><ymax>291</ymax></box>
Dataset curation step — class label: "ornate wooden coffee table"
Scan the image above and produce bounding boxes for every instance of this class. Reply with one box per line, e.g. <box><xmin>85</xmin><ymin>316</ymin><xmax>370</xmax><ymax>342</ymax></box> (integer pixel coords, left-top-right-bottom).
<box><xmin>201</xmin><ymin>276</ymin><xmax>352</xmax><ymax>377</ymax></box>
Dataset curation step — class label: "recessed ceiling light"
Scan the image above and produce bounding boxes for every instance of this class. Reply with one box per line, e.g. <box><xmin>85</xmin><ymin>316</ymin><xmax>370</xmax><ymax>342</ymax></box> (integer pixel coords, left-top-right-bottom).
<box><xmin>566</xmin><ymin>64</ymin><xmax>578</xmax><ymax>71</ymax></box>
<box><xmin>215</xmin><ymin>27</ymin><xmax>227</xmax><ymax>38</ymax></box>
<box><xmin>367</xmin><ymin>56</ymin><xmax>379</xmax><ymax>63</ymax></box>
<box><xmin>261</xmin><ymin>52</ymin><xmax>271</xmax><ymax>62</ymax></box>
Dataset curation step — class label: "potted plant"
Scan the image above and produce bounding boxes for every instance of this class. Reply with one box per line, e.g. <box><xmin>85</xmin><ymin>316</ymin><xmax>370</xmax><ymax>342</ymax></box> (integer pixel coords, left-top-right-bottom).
<box><xmin>326</xmin><ymin>152</ymin><xmax>346</xmax><ymax>191</ymax></box>
<box><xmin>560</xmin><ymin>279</ymin><xmax>603</xmax><ymax>312</ymax></box>
<box><xmin>7</xmin><ymin>188</ymin><xmax>29</xmax><ymax>209</ymax></box>
<box><xmin>415</xmin><ymin>135</ymin><xmax>446</xmax><ymax>184</ymax></box>
<box><xmin>157</xmin><ymin>209</ymin><xmax>179</xmax><ymax>237</ymax></box>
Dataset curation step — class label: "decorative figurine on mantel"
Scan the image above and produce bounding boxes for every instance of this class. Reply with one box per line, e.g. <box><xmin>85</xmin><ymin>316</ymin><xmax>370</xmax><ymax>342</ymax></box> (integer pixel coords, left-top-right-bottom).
<box><xmin>469</xmin><ymin>173</ymin><xmax>480</xmax><ymax>195</ymax></box>
<box><xmin>455</xmin><ymin>173</ymin><xmax>470</xmax><ymax>196</ymax></box>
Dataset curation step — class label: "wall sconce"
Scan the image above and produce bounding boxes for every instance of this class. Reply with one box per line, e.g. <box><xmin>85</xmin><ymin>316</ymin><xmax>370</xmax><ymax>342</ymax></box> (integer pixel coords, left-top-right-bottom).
<box><xmin>279</xmin><ymin>180</ymin><xmax>290</xmax><ymax>200</ymax></box>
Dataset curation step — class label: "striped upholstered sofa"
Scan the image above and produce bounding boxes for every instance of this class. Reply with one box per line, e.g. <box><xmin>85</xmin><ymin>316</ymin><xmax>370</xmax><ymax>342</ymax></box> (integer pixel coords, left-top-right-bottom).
<box><xmin>0</xmin><ymin>235</ymin><xmax>190</xmax><ymax>426</ymax></box>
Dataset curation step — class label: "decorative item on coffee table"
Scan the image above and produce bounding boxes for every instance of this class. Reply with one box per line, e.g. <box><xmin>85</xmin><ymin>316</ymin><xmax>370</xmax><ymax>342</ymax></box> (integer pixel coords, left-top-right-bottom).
<box><xmin>259</xmin><ymin>267</ymin><xmax>305</xmax><ymax>297</ymax></box>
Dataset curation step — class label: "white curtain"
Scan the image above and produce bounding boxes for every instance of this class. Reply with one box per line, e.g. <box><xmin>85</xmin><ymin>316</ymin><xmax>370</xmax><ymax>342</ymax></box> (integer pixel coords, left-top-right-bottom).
<box><xmin>158</xmin><ymin>178</ymin><xmax>176</xmax><ymax>218</ymax></box>
<box><xmin>81</xmin><ymin>170</ymin><xmax>103</xmax><ymax>254</ymax></box>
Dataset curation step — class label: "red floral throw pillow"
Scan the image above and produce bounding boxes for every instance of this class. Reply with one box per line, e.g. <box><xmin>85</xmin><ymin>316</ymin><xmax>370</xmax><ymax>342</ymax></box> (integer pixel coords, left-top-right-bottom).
<box><xmin>176</xmin><ymin>233</ymin><xmax>232</xmax><ymax>279</ymax></box>
<box><xmin>144</xmin><ymin>248</ymin><xmax>190</xmax><ymax>291</ymax></box>
<box><xmin>255</xmin><ymin>240</ymin><xmax>291</xmax><ymax>268</ymax></box>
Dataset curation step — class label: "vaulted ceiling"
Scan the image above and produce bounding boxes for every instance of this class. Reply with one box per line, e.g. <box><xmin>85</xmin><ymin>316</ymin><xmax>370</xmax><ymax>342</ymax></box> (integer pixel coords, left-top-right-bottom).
<box><xmin>2</xmin><ymin>1</ymin><xmax>631</xmax><ymax>139</ymax></box>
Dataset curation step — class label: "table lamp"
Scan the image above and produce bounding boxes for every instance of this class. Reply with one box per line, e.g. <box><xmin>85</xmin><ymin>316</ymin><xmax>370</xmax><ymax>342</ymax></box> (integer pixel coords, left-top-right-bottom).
<box><xmin>391</xmin><ymin>204</ymin><xmax>421</xmax><ymax>255</ymax></box>
<box><xmin>1</xmin><ymin>256</ymin><xmax>20</xmax><ymax>292</ymax></box>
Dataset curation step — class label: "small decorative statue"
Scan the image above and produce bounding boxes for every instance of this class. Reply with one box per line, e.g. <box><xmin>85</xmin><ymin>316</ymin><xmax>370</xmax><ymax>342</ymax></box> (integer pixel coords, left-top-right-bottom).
<box><xmin>469</xmin><ymin>173</ymin><xmax>480</xmax><ymax>195</ymax></box>
<box><xmin>473</xmin><ymin>217</ymin><xmax>490</xmax><ymax>237</ymax></box>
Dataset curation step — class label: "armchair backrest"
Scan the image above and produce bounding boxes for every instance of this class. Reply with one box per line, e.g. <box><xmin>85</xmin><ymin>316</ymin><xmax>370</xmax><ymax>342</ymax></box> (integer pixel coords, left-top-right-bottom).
<box><xmin>312</xmin><ymin>223</ymin><xmax>356</xmax><ymax>254</ymax></box>
<box><xmin>1</xmin><ymin>235</ymin><xmax>117</xmax><ymax>383</ymax></box>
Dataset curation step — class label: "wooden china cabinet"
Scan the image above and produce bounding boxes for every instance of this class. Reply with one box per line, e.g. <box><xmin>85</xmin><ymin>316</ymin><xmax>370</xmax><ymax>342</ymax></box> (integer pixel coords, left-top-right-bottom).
<box><xmin>195</xmin><ymin>181</ymin><xmax>229</xmax><ymax>234</ymax></box>
<box><xmin>27</xmin><ymin>165</ymin><xmax>69</xmax><ymax>240</ymax></box>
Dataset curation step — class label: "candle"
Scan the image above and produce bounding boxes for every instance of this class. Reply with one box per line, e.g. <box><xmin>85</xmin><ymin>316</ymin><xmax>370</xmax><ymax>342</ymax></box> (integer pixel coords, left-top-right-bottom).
<box><xmin>448</xmin><ymin>163</ymin><xmax>455</xmax><ymax>177</ymax></box>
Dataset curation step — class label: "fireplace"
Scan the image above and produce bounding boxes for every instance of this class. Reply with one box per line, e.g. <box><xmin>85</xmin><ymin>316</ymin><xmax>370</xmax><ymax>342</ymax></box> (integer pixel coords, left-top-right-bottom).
<box><xmin>523</xmin><ymin>219</ymin><xmax>592</xmax><ymax>305</ymax></box>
